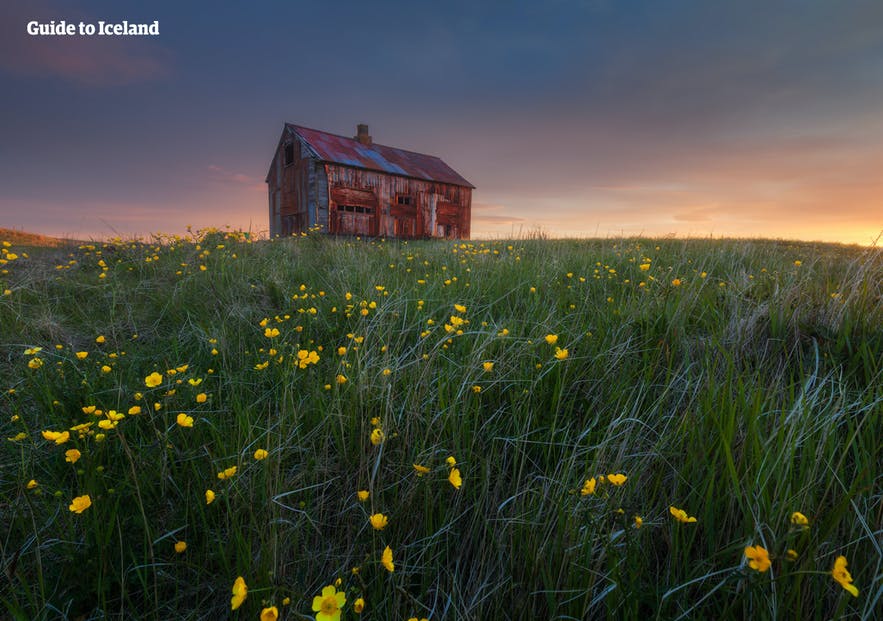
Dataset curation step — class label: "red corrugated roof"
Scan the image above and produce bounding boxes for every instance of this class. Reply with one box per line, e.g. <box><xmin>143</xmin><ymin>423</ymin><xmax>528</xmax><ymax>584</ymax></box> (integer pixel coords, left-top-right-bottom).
<box><xmin>286</xmin><ymin>123</ymin><xmax>474</xmax><ymax>188</ymax></box>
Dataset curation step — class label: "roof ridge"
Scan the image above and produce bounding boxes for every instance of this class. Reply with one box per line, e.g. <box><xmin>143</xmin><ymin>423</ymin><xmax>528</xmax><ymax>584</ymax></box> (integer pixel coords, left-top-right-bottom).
<box><xmin>281</xmin><ymin>122</ymin><xmax>474</xmax><ymax>188</ymax></box>
<box><xmin>286</xmin><ymin>123</ymin><xmax>446</xmax><ymax>161</ymax></box>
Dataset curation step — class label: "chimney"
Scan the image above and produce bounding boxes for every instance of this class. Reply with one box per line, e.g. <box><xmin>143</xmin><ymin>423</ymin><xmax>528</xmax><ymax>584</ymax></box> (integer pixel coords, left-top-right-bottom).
<box><xmin>355</xmin><ymin>124</ymin><xmax>372</xmax><ymax>145</ymax></box>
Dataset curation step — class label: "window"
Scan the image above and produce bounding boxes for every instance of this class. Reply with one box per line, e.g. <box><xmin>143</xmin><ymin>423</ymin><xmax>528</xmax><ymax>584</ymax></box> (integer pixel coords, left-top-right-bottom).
<box><xmin>339</xmin><ymin>205</ymin><xmax>374</xmax><ymax>214</ymax></box>
<box><xmin>396</xmin><ymin>195</ymin><xmax>413</xmax><ymax>206</ymax></box>
<box><xmin>284</xmin><ymin>142</ymin><xmax>294</xmax><ymax>166</ymax></box>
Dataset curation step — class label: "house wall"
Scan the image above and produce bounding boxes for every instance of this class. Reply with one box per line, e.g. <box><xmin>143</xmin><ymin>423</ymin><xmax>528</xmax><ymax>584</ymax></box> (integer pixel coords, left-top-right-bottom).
<box><xmin>267</xmin><ymin>136</ymin><xmax>319</xmax><ymax>237</ymax></box>
<box><xmin>268</xmin><ymin>131</ymin><xmax>472</xmax><ymax>239</ymax></box>
<box><xmin>324</xmin><ymin>164</ymin><xmax>471</xmax><ymax>239</ymax></box>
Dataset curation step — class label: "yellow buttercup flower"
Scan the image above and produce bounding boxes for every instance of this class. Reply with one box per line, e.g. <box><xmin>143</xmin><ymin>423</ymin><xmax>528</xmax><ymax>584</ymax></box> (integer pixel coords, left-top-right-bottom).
<box><xmin>381</xmin><ymin>545</ymin><xmax>395</xmax><ymax>572</ymax></box>
<box><xmin>581</xmin><ymin>477</ymin><xmax>597</xmax><ymax>496</ymax></box>
<box><xmin>312</xmin><ymin>584</ymin><xmax>346</xmax><ymax>621</ymax></box>
<box><xmin>370</xmin><ymin>428</ymin><xmax>385</xmax><ymax>446</ymax></box>
<box><xmin>369</xmin><ymin>513</ymin><xmax>389</xmax><ymax>530</ymax></box>
<box><xmin>336</xmin><ymin>374</ymin><xmax>348</xmax><ymax>384</ymax></box>
<box><xmin>744</xmin><ymin>545</ymin><xmax>771</xmax><ymax>572</ymax></box>
<box><xmin>42</xmin><ymin>430</ymin><xmax>70</xmax><ymax>445</ymax></box>
<box><xmin>195</xmin><ymin>393</ymin><xmax>207</xmax><ymax>403</ymax></box>
<box><xmin>296</xmin><ymin>349</ymin><xmax>320</xmax><ymax>368</ymax></box>
<box><xmin>669</xmin><ymin>506</ymin><xmax>697</xmax><ymax>523</ymax></box>
<box><xmin>174</xmin><ymin>541</ymin><xmax>187</xmax><ymax>553</ymax></box>
<box><xmin>634</xmin><ymin>515</ymin><xmax>643</xmax><ymax>528</ymax></box>
<box><xmin>454</xmin><ymin>303</ymin><xmax>467</xmax><ymax>313</ymax></box>
<box><xmin>65</xmin><ymin>449</ymin><xmax>82</xmax><ymax>463</ymax></box>
<box><xmin>176</xmin><ymin>413</ymin><xmax>194</xmax><ymax>428</ymax></box>
<box><xmin>544</xmin><ymin>334</ymin><xmax>558</xmax><ymax>345</ymax></box>
<box><xmin>607</xmin><ymin>473</ymin><xmax>627</xmax><ymax>486</ymax></box>
<box><xmin>357</xmin><ymin>489</ymin><xmax>369</xmax><ymax>502</ymax></box>
<box><xmin>831</xmin><ymin>555</ymin><xmax>859</xmax><ymax>597</ymax></box>
<box><xmin>264</xmin><ymin>327</ymin><xmax>280</xmax><ymax>338</ymax></box>
<box><xmin>231</xmin><ymin>576</ymin><xmax>247</xmax><ymax>610</ymax></box>
<box><xmin>353</xmin><ymin>597</ymin><xmax>365</xmax><ymax>613</ymax></box>
<box><xmin>217</xmin><ymin>466</ymin><xmax>237</xmax><ymax>480</ymax></box>
<box><xmin>75</xmin><ymin>351</ymin><xmax>88</xmax><ymax>360</ymax></box>
<box><xmin>413</xmin><ymin>463</ymin><xmax>430</xmax><ymax>476</ymax></box>
<box><xmin>145</xmin><ymin>372</ymin><xmax>163</xmax><ymax>388</ymax></box>
<box><xmin>205</xmin><ymin>489</ymin><xmax>216</xmax><ymax>505</ymax></box>
<box><xmin>482</xmin><ymin>361</ymin><xmax>494</xmax><ymax>372</ymax></box>
<box><xmin>671</xmin><ymin>278</ymin><xmax>682</xmax><ymax>286</ymax></box>
<box><xmin>448</xmin><ymin>468</ymin><xmax>462</xmax><ymax>489</ymax></box>
<box><xmin>27</xmin><ymin>479</ymin><xmax>38</xmax><ymax>489</ymax></box>
<box><xmin>253</xmin><ymin>448</ymin><xmax>268</xmax><ymax>460</ymax></box>
<box><xmin>554</xmin><ymin>347</ymin><xmax>569</xmax><ymax>360</ymax></box>
<box><xmin>446</xmin><ymin>456</ymin><xmax>457</xmax><ymax>467</ymax></box>
<box><xmin>260</xmin><ymin>606</ymin><xmax>278</xmax><ymax>621</ymax></box>
<box><xmin>69</xmin><ymin>494</ymin><xmax>92</xmax><ymax>514</ymax></box>
<box><xmin>790</xmin><ymin>511</ymin><xmax>809</xmax><ymax>527</ymax></box>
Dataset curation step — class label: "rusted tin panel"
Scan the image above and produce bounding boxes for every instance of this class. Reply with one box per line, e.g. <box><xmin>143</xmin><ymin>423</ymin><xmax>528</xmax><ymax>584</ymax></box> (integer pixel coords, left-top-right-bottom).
<box><xmin>288</xmin><ymin>124</ymin><xmax>474</xmax><ymax>188</ymax></box>
<box><xmin>332</xmin><ymin>207</ymin><xmax>375</xmax><ymax>236</ymax></box>
<box><xmin>330</xmin><ymin>187</ymin><xmax>378</xmax><ymax>206</ymax></box>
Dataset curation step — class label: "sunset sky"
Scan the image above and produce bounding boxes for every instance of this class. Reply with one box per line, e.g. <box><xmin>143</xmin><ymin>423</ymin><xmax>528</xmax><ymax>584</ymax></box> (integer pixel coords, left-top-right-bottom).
<box><xmin>1</xmin><ymin>1</ymin><xmax>882</xmax><ymax>245</ymax></box>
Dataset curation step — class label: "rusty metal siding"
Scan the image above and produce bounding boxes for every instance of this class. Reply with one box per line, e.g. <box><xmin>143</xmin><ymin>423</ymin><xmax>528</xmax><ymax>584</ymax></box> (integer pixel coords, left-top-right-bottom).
<box><xmin>323</xmin><ymin>163</ymin><xmax>471</xmax><ymax>239</ymax></box>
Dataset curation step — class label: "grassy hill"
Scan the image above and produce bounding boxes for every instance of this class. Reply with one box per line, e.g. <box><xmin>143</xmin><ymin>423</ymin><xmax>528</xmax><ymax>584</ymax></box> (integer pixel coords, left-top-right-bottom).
<box><xmin>0</xmin><ymin>228</ymin><xmax>77</xmax><ymax>247</ymax></box>
<box><xmin>1</xmin><ymin>230</ymin><xmax>880</xmax><ymax>620</ymax></box>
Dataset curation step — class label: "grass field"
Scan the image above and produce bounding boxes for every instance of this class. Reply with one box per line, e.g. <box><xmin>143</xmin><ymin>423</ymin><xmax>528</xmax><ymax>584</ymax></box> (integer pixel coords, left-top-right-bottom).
<box><xmin>1</xmin><ymin>230</ymin><xmax>880</xmax><ymax>620</ymax></box>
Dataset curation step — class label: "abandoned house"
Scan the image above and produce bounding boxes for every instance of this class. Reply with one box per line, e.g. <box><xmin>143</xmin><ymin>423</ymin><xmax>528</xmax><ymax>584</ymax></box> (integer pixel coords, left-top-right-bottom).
<box><xmin>266</xmin><ymin>123</ymin><xmax>474</xmax><ymax>239</ymax></box>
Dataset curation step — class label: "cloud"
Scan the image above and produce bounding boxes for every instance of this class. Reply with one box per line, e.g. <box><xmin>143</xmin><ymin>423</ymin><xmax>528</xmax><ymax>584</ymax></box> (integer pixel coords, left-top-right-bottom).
<box><xmin>471</xmin><ymin>202</ymin><xmax>527</xmax><ymax>226</ymax></box>
<box><xmin>207</xmin><ymin>165</ymin><xmax>265</xmax><ymax>193</ymax></box>
<box><xmin>672</xmin><ymin>207</ymin><xmax>718</xmax><ymax>223</ymax></box>
<box><xmin>0</xmin><ymin>1</ymin><xmax>169</xmax><ymax>85</ymax></box>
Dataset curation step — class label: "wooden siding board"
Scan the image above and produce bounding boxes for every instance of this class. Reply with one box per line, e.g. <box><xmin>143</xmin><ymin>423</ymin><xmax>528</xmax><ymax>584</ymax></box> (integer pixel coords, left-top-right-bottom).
<box><xmin>316</xmin><ymin>163</ymin><xmax>329</xmax><ymax>232</ymax></box>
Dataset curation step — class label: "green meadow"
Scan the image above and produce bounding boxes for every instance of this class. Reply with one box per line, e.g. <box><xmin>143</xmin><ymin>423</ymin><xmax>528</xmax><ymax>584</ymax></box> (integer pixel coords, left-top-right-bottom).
<box><xmin>1</xmin><ymin>231</ymin><xmax>880</xmax><ymax>620</ymax></box>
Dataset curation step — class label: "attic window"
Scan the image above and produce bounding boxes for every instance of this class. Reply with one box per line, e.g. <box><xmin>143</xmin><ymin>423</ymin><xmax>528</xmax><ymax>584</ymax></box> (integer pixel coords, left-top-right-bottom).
<box><xmin>396</xmin><ymin>195</ymin><xmax>413</xmax><ymax>206</ymax></box>
<box><xmin>284</xmin><ymin>142</ymin><xmax>294</xmax><ymax>166</ymax></box>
